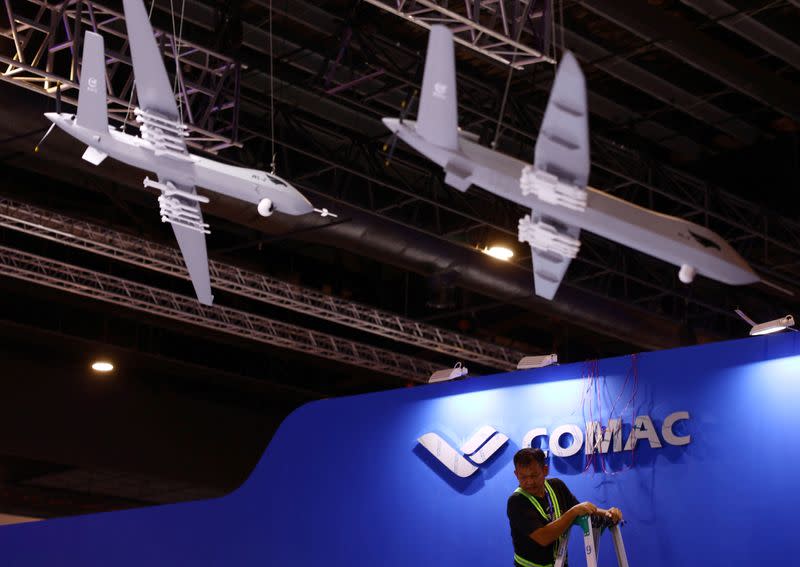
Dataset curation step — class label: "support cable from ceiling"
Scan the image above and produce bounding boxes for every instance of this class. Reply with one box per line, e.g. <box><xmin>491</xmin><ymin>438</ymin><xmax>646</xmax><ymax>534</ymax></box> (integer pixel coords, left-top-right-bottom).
<box><xmin>268</xmin><ymin>0</ymin><xmax>276</xmax><ymax>172</ymax></box>
<box><xmin>168</xmin><ymin>0</ymin><xmax>188</xmax><ymax>120</ymax></box>
<box><xmin>492</xmin><ymin>0</ymin><xmax>536</xmax><ymax>149</ymax></box>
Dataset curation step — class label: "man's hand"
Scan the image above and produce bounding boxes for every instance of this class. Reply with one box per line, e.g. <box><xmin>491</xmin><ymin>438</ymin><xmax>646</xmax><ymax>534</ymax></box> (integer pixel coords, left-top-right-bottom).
<box><xmin>570</xmin><ymin>501</ymin><xmax>598</xmax><ymax>517</ymax></box>
<box><xmin>595</xmin><ymin>507</ymin><xmax>623</xmax><ymax>524</ymax></box>
<box><xmin>605</xmin><ymin>507</ymin><xmax>623</xmax><ymax>524</ymax></box>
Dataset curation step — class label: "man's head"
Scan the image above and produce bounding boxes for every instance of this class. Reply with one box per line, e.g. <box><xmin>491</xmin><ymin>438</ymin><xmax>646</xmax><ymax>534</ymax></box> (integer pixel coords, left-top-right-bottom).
<box><xmin>513</xmin><ymin>448</ymin><xmax>548</xmax><ymax>495</ymax></box>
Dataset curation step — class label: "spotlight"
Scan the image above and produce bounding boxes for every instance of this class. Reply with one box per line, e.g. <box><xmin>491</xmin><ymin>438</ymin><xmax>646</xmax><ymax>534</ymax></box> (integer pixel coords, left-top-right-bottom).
<box><xmin>483</xmin><ymin>246</ymin><xmax>514</xmax><ymax>261</ymax></box>
<box><xmin>428</xmin><ymin>362</ymin><xmax>468</xmax><ymax>383</ymax></box>
<box><xmin>91</xmin><ymin>361</ymin><xmax>114</xmax><ymax>373</ymax></box>
<box><xmin>516</xmin><ymin>354</ymin><xmax>558</xmax><ymax>370</ymax></box>
<box><xmin>735</xmin><ymin>309</ymin><xmax>795</xmax><ymax>336</ymax></box>
<box><xmin>751</xmin><ymin>315</ymin><xmax>795</xmax><ymax>336</ymax></box>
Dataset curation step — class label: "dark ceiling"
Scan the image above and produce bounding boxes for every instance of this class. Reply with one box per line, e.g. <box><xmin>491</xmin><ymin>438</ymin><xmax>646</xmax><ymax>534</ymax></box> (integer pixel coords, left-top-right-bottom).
<box><xmin>0</xmin><ymin>0</ymin><xmax>799</xmax><ymax>520</ymax></box>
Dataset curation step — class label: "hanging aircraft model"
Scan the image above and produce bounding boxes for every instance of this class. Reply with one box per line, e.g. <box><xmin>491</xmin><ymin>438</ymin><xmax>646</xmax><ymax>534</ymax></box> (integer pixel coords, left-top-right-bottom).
<box><xmin>42</xmin><ymin>0</ymin><xmax>329</xmax><ymax>305</ymax></box>
<box><xmin>383</xmin><ymin>26</ymin><xmax>760</xmax><ymax>299</ymax></box>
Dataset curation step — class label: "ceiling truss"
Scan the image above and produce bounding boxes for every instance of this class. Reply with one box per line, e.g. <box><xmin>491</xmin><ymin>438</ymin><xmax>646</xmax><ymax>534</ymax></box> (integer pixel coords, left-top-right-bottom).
<box><xmin>0</xmin><ymin>244</ymin><xmax>445</xmax><ymax>382</ymax></box>
<box><xmin>0</xmin><ymin>196</ymin><xmax>527</xmax><ymax>370</ymax></box>
<box><xmin>0</xmin><ymin>0</ymin><xmax>798</xmax><ymax>343</ymax></box>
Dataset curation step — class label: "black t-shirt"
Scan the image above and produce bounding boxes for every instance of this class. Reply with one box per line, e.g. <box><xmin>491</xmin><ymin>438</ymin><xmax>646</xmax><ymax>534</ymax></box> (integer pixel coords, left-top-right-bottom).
<box><xmin>506</xmin><ymin>478</ymin><xmax>579</xmax><ymax>566</ymax></box>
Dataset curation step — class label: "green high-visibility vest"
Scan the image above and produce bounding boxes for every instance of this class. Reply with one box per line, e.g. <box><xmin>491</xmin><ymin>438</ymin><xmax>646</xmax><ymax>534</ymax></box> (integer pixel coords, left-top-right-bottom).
<box><xmin>512</xmin><ymin>480</ymin><xmax>563</xmax><ymax>567</ymax></box>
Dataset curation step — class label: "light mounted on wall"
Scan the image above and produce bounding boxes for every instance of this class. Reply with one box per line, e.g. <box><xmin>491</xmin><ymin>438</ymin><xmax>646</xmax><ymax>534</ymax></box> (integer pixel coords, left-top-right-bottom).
<box><xmin>482</xmin><ymin>245</ymin><xmax>514</xmax><ymax>261</ymax></box>
<box><xmin>428</xmin><ymin>362</ymin><xmax>468</xmax><ymax>383</ymax></box>
<box><xmin>516</xmin><ymin>354</ymin><xmax>558</xmax><ymax>370</ymax></box>
<box><xmin>735</xmin><ymin>309</ymin><xmax>795</xmax><ymax>336</ymax></box>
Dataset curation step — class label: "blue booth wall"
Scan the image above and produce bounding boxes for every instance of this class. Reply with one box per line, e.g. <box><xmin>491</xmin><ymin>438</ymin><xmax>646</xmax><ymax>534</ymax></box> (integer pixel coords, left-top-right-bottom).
<box><xmin>1</xmin><ymin>333</ymin><xmax>800</xmax><ymax>566</ymax></box>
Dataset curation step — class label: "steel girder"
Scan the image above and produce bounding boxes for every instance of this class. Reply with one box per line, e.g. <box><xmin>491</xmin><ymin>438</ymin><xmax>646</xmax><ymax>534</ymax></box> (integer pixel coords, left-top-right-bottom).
<box><xmin>0</xmin><ymin>0</ymin><xmax>242</xmax><ymax>150</ymax></box>
<box><xmin>561</xmin><ymin>28</ymin><xmax>761</xmax><ymax>145</ymax></box>
<box><xmin>360</xmin><ymin>0</ymin><xmax>555</xmax><ymax>68</ymax></box>
<box><xmin>680</xmin><ymin>0</ymin><xmax>800</xmax><ymax>71</ymax></box>
<box><xmin>0</xmin><ymin>196</ymin><xmax>528</xmax><ymax>370</ymax></box>
<box><xmin>578</xmin><ymin>0</ymin><xmax>800</xmax><ymax>120</ymax></box>
<box><xmin>0</xmin><ymin>244</ymin><xmax>443</xmax><ymax>381</ymax></box>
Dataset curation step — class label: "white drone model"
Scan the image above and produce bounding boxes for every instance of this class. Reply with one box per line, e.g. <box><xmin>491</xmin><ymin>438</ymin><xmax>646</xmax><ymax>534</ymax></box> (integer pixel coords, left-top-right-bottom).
<box><xmin>43</xmin><ymin>0</ymin><xmax>332</xmax><ymax>305</ymax></box>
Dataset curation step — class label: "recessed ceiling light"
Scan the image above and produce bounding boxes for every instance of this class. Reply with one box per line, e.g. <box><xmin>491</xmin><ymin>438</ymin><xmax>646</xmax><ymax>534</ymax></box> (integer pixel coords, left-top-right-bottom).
<box><xmin>91</xmin><ymin>361</ymin><xmax>114</xmax><ymax>373</ymax></box>
<box><xmin>483</xmin><ymin>246</ymin><xmax>514</xmax><ymax>261</ymax></box>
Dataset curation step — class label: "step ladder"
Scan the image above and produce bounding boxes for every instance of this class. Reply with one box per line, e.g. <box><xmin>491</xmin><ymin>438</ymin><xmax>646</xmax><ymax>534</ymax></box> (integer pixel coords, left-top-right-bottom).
<box><xmin>554</xmin><ymin>515</ymin><xmax>629</xmax><ymax>567</ymax></box>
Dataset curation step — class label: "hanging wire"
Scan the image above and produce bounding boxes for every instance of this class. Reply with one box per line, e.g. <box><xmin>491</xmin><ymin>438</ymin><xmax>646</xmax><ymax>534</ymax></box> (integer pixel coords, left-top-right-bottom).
<box><xmin>549</xmin><ymin>0</ymin><xmax>556</xmax><ymax>61</ymax></box>
<box><xmin>123</xmin><ymin>0</ymin><xmax>158</xmax><ymax>132</ymax></box>
<box><xmin>559</xmin><ymin>0</ymin><xmax>565</xmax><ymax>58</ymax></box>
<box><xmin>491</xmin><ymin>0</ymin><xmax>535</xmax><ymax>149</ymax></box>
<box><xmin>269</xmin><ymin>0</ymin><xmax>276</xmax><ymax>173</ymax></box>
<box><xmin>167</xmin><ymin>0</ymin><xmax>188</xmax><ymax>122</ymax></box>
<box><xmin>172</xmin><ymin>0</ymin><xmax>188</xmax><ymax>123</ymax></box>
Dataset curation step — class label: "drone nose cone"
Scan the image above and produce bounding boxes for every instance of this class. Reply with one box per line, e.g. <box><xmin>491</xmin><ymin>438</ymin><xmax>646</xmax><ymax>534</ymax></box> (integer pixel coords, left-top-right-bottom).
<box><xmin>44</xmin><ymin>112</ymin><xmax>59</xmax><ymax>123</ymax></box>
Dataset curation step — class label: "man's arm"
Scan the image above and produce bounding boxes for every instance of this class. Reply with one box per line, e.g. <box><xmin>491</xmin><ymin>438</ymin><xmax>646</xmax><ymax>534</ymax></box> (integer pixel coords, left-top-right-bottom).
<box><xmin>529</xmin><ymin>502</ymin><xmax>597</xmax><ymax>546</ymax></box>
<box><xmin>551</xmin><ymin>479</ymin><xmax>623</xmax><ymax>525</ymax></box>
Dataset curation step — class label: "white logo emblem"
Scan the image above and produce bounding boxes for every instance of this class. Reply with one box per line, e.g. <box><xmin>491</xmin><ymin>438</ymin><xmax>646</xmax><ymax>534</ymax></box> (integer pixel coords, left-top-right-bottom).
<box><xmin>433</xmin><ymin>82</ymin><xmax>448</xmax><ymax>100</ymax></box>
<box><xmin>418</xmin><ymin>425</ymin><xmax>508</xmax><ymax>478</ymax></box>
<box><xmin>87</xmin><ymin>77</ymin><xmax>98</xmax><ymax>93</ymax></box>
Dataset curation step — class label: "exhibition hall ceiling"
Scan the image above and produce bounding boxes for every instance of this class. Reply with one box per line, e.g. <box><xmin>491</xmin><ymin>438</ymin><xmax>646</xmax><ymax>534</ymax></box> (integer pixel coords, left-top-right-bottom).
<box><xmin>0</xmin><ymin>0</ymin><xmax>798</xmax><ymax>517</ymax></box>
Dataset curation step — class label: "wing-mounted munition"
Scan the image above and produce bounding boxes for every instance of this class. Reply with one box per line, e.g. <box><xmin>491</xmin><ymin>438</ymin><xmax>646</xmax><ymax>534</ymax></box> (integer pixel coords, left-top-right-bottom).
<box><xmin>43</xmin><ymin>0</ymin><xmax>329</xmax><ymax>305</ymax></box>
<box><xmin>383</xmin><ymin>25</ymin><xmax>760</xmax><ymax>300</ymax></box>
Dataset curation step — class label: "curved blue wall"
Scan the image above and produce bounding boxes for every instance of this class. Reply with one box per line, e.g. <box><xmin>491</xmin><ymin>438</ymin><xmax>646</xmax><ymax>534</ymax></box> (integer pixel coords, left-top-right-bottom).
<box><xmin>2</xmin><ymin>333</ymin><xmax>799</xmax><ymax>565</ymax></box>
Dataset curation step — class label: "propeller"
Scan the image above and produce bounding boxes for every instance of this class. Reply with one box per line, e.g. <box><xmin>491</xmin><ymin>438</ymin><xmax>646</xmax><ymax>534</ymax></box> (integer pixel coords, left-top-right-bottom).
<box><xmin>35</xmin><ymin>82</ymin><xmax>62</xmax><ymax>153</ymax></box>
<box><xmin>382</xmin><ymin>88</ymin><xmax>417</xmax><ymax>167</ymax></box>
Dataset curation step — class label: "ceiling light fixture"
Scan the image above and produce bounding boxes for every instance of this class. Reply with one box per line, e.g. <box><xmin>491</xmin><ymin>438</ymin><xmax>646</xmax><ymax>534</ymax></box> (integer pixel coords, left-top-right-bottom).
<box><xmin>517</xmin><ymin>354</ymin><xmax>558</xmax><ymax>370</ymax></box>
<box><xmin>483</xmin><ymin>246</ymin><xmax>514</xmax><ymax>261</ymax></box>
<box><xmin>735</xmin><ymin>309</ymin><xmax>795</xmax><ymax>336</ymax></box>
<box><xmin>91</xmin><ymin>361</ymin><xmax>114</xmax><ymax>373</ymax></box>
<box><xmin>428</xmin><ymin>362</ymin><xmax>468</xmax><ymax>383</ymax></box>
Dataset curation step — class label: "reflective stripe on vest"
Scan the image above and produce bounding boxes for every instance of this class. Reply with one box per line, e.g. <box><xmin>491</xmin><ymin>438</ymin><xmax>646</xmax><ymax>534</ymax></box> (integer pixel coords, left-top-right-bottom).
<box><xmin>513</xmin><ymin>481</ymin><xmax>563</xmax><ymax>566</ymax></box>
<box><xmin>514</xmin><ymin>480</ymin><xmax>561</xmax><ymax>521</ymax></box>
<box><xmin>514</xmin><ymin>553</ymin><xmax>553</xmax><ymax>567</ymax></box>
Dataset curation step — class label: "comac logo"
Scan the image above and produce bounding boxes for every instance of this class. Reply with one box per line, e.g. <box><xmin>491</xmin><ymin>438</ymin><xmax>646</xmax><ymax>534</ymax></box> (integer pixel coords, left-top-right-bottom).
<box><xmin>418</xmin><ymin>426</ymin><xmax>508</xmax><ymax>478</ymax></box>
<box><xmin>87</xmin><ymin>77</ymin><xmax>98</xmax><ymax>93</ymax></box>
<box><xmin>418</xmin><ymin>412</ymin><xmax>691</xmax><ymax>479</ymax></box>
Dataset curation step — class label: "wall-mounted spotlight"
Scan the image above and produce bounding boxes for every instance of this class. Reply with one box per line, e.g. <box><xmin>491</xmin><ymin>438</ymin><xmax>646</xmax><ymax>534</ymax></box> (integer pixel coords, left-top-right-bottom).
<box><xmin>750</xmin><ymin>315</ymin><xmax>795</xmax><ymax>336</ymax></box>
<box><xmin>735</xmin><ymin>309</ymin><xmax>795</xmax><ymax>336</ymax></box>
<box><xmin>428</xmin><ymin>362</ymin><xmax>468</xmax><ymax>383</ymax></box>
<box><xmin>517</xmin><ymin>354</ymin><xmax>558</xmax><ymax>370</ymax></box>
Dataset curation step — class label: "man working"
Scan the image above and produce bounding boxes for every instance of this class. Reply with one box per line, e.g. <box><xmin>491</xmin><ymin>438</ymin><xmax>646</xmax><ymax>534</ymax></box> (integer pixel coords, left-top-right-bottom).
<box><xmin>507</xmin><ymin>448</ymin><xmax>623</xmax><ymax>567</ymax></box>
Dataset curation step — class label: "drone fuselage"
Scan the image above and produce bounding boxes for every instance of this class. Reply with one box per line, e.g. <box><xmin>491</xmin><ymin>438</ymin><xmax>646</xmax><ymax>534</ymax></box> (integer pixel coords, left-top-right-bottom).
<box><xmin>385</xmin><ymin>117</ymin><xmax>758</xmax><ymax>287</ymax></box>
<box><xmin>45</xmin><ymin>112</ymin><xmax>314</xmax><ymax>217</ymax></box>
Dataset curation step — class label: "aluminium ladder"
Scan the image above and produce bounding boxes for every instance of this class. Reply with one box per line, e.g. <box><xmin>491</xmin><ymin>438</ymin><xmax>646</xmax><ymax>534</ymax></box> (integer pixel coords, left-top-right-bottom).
<box><xmin>553</xmin><ymin>515</ymin><xmax>629</xmax><ymax>567</ymax></box>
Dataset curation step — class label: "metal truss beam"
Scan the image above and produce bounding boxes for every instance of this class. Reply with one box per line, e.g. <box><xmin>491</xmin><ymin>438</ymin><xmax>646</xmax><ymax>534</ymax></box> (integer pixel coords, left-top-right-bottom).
<box><xmin>360</xmin><ymin>0</ymin><xmax>556</xmax><ymax>68</ymax></box>
<box><xmin>0</xmin><ymin>0</ymin><xmax>242</xmax><ymax>151</ymax></box>
<box><xmin>561</xmin><ymin>28</ymin><xmax>760</xmax><ymax>144</ymax></box>
<box><xmin>0</xmin><ymin>197</ymin><xmax>526</xmax><ymax>371</ymax></box>
<box><xmin>579</xmin><ymin>0</ymin><xmax>800</xmax><ymax>120</ymax></box>
<box><xmin>680</xmin><ymin>0</ymin><xmax>800</xmax><ymax>72</ymax></box>
<box><xmin>265</xmin><ymin>0</ymin><xmax>710</xmax><ymax>157</ymax></box>
<box><xmin>0</xmin><ymin>244</ymin><xmax>441</xmax><ymax>382</ymax></box>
